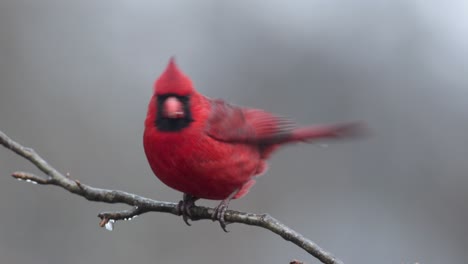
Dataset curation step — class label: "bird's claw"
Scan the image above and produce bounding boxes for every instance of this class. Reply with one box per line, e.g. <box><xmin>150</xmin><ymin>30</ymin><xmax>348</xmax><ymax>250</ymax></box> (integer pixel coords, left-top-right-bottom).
<box><xmin>212</xmin><ymin>201</ymin><xmax>230</xmax><ymax>232</ymax></box>
<box><xmin>177</xmin><ymin>194</ymin><xmax>198</xmax><ymax>226</ymax></box>
<box><xmin>177</xmin><ymin>200</ymin><xmax>193</xmax><ymax>226</ymax></box>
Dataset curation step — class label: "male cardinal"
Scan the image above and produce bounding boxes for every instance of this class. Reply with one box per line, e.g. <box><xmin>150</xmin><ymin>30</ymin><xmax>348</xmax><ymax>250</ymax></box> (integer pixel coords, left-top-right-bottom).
<box><xmin>144</xmin><ymin>58</ymin><xmax>361</xmax><ymax>231</ymax></box>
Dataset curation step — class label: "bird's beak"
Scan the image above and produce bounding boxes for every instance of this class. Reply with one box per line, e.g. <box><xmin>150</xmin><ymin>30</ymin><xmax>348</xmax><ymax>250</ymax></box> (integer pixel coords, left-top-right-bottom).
<box><xmin>162</xmin><ymin>96</ymin><xmax>185</xmax><ymax>119</ymax></box>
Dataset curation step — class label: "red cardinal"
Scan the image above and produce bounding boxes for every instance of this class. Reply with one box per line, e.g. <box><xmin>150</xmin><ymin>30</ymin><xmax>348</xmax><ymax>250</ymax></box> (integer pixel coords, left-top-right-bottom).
<box><xmin>144</xmin><ymin>58</ymin><xmax>361</xmax><ymax>231</ymax></box>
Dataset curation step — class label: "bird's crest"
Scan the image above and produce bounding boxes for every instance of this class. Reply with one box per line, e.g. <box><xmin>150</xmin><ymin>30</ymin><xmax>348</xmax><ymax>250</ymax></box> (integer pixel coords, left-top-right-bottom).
<box><xmin>154</xmin><ymin>57</ymin><xmax>195</xmax><ymax>96</ymax></box>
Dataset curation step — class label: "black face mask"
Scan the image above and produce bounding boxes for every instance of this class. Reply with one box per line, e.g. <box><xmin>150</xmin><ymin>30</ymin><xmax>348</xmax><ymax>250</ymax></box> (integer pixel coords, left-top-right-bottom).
<box><xmin>155</xmin><ymin>94</ymin><xmax>194</xmax><ymax>132</ymax></box>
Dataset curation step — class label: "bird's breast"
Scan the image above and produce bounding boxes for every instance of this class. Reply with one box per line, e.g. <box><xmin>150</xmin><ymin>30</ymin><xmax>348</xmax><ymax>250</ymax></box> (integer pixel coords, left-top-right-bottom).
<box><xmin>143</xmin><ymin>127</ymin><xmax>262</xmax><ymax>200</ymax></box>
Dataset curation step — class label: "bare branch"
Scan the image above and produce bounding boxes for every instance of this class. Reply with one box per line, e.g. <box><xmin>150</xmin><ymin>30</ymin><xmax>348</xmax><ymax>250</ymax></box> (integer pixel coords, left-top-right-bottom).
<box><xmin>290</xmin><ymin>260</ymin><xmax>305</xmax><ymax>264</ymax></box>
<box><xmin>12</xmin><ymin>171</ymin><xmax>52</xmax><ymax>184</ymax></box>
<box><xmin>0</xmin><ymin>130</ymin><xmax>343</xmax><ymax>264</ymax></box>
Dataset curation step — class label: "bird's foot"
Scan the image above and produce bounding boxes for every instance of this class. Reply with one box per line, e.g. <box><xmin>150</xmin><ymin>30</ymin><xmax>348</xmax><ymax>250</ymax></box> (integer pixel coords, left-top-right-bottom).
<box><xmin>211</xmin><ymin>187</ymin><xmax>240</xmax><ymax>232</ymax></box>
<box><xmin>177</xmin><ymin>194</ymin><xmax>198</xmax><ymax>226</ymax></box>
<box><xmin>212</xmin><ymin>199</ymin><xmax>231</xmax><ymax>232</ymax></box>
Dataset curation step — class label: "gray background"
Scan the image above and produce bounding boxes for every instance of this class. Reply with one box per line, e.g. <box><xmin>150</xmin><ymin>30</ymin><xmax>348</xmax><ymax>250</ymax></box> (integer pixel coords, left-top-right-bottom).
<box><xmin>1</xmin><ymin>1</ymin><xmax>467</xmax><ymax>263</ymax></box>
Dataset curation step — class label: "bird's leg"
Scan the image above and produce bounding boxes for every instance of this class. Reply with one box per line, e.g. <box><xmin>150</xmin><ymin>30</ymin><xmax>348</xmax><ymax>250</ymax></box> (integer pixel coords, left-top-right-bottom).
<box><xmin>212</xmin><ymin>188</ymin><xmax>239</xmax><ymax>232</ymax></box>
<box><xmin>177</xmin><ymin>193</ymin><xmax>199</xmax><ymax>226</ymax></box>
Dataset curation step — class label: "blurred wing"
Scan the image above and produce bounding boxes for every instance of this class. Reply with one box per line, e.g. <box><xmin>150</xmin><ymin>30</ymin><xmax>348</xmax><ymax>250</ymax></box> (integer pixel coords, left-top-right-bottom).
<box><xmin>205</xmin><ymin>99</ymin><xmax>296</xmax><ymax>144</ymax></box>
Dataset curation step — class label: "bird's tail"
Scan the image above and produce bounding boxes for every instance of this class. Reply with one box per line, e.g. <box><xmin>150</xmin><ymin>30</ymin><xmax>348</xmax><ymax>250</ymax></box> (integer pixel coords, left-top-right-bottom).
<box><xmin>258</xmin><ymin>122</ymin><xmax>365</xmax><ymax>159</ymax></box>
<box><xmin>287</xmin><ymin>122</ymin><xmax>365</xmax><ymax>143</ymax></box>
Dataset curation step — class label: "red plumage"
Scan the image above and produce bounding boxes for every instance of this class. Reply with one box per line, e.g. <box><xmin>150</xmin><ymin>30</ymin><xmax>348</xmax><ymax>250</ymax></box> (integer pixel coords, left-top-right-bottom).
<box><xmin>143</xmin><ymin>58</ymin><xmax>361</xmax><ymax>229</ymax></box>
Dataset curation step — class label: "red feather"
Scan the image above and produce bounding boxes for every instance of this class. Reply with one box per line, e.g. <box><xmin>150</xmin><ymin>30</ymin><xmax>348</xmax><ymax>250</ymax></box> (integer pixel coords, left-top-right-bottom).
<box><xmin>144</xmin><ymin>59</ymin><xmax>362</xmax><ymax>202</ymax></box>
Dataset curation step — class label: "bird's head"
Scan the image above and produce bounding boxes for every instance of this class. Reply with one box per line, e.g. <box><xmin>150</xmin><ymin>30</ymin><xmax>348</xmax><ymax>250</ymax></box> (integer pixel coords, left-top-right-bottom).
<box><xmin>153</xmin><ymin>57</ymin><xmax>195</xmax><ymax>131</ymax></box>
<box><xmin>154</xmin><ymin>57</ymin><xmax>195</xmax><ymax>97</ymax></box>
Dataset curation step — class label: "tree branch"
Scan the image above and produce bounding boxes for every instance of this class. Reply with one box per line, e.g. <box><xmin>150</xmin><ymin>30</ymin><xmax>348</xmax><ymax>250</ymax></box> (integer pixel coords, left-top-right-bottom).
<box><xmin>0</xmin><ymin>130</ymin><xmax>343</xmax><ymax>264</ymax></box>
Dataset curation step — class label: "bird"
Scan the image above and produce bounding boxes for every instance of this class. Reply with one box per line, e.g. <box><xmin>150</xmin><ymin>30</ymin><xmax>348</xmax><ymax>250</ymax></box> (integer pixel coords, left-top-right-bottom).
<box><xmin>143</xmin><ymin>58</ymin><xmax>362</xmax><ymax>231</ymax></box>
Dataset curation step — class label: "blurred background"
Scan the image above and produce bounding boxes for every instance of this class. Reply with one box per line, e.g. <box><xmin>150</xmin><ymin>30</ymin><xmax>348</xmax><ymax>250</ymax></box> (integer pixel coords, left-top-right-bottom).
<box><xmin>1</xmin><ymin>1</ymin><xmax>467</xmax><ymax>263</ymax></box>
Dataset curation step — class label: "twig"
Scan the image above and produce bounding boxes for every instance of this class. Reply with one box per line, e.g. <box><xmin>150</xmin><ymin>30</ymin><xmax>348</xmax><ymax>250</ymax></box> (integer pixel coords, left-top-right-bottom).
<box><xmin>0</xmin><ymin>130</ymin><xmax>343</xmax><ymax>264</ymax></box>
<box><xmin>290</xmin><ymin>260</ymin><xmax>305</xmax><ymax>264</ymax></box>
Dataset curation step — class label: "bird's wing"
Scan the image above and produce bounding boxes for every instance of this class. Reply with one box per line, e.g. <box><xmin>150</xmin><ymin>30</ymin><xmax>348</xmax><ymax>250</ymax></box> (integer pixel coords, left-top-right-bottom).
<box><xmin>205</xmin><ymin>99</ymin><xmax>296</xmax><ymax>144</ymax></box>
